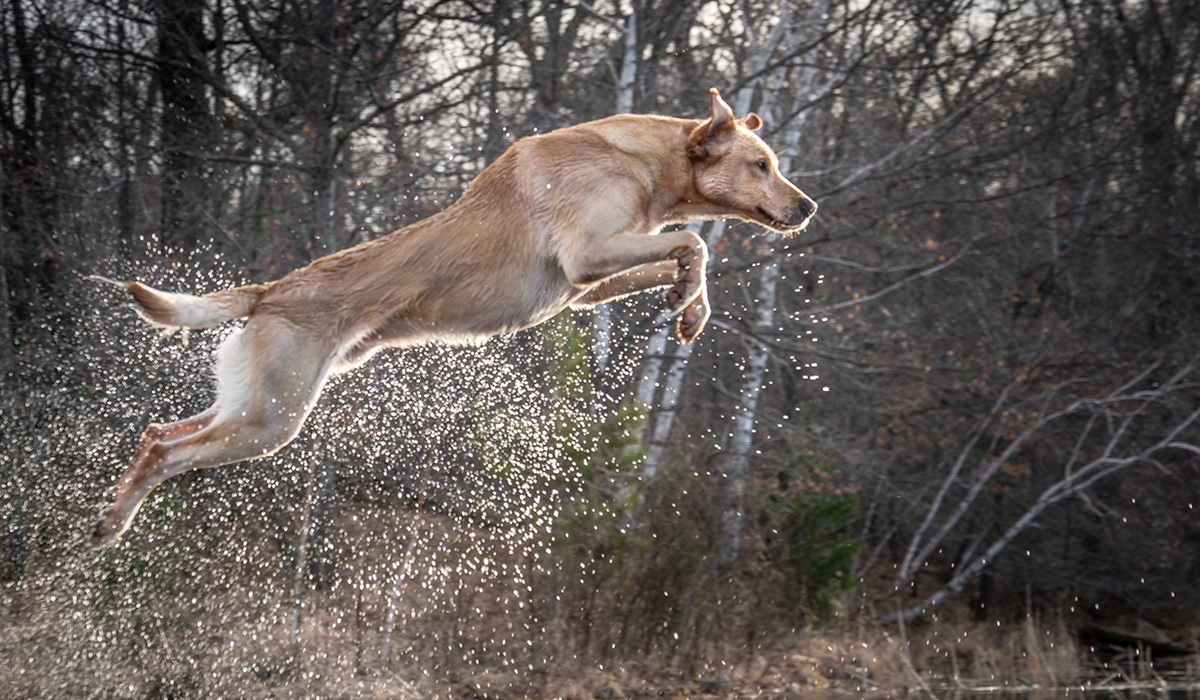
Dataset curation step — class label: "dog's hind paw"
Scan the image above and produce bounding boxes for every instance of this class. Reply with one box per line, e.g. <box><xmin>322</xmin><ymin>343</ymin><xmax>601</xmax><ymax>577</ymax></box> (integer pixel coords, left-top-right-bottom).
<box><xmin>88</xmin><ymin>505</ymin><xmax>127</xmax><ymax>550</ymax></box>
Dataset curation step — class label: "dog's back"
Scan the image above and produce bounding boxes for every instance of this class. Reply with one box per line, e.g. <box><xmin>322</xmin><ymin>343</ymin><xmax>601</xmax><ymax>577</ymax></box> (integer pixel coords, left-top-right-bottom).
<box><xmin>246</xmin><ymin>114</ymin><xmax>702</xmax><ymax>354</ymax></box>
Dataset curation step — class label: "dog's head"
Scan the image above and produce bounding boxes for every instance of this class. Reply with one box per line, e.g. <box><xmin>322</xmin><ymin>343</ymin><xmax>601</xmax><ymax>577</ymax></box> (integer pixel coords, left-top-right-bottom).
<box><xmin>688</xmin><ymin>88</ymin><xmax>817</xmax><ymax>235</ymax></box>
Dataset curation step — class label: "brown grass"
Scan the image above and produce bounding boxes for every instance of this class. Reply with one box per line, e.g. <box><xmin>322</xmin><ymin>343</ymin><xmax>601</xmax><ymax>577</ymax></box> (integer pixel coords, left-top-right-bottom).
<box><xmin>1</xmin><ymin>501</ymin><xmax>1193</xmax><ymax>698</ymax></box>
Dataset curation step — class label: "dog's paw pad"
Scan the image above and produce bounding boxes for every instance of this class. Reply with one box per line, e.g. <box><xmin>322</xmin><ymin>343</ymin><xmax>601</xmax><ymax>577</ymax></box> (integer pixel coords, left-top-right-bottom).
<box><xmin>675</xmin><ymin>301</ymin><xmax>710</xmax><ymax>344</ymax></box>
<box><xmin>664</xmin><ymin>279</ymin><xmax>696</xmax><ymax>314</ymax></box>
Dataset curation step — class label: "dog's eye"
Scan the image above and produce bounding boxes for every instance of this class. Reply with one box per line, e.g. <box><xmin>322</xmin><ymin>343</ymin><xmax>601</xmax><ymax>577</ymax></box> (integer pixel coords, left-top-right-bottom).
<box><xmin>755</xmin><ymin>160</ymin><xmax>769</xmax><ymax>173</ymax></box>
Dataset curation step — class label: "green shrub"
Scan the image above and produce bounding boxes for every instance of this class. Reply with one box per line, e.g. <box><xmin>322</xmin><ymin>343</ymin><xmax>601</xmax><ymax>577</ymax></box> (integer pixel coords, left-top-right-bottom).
<box><xmin>467</xmin><ymin>312</ymin><xmax>645</xmax><ymax>525</ymax></box>
<box><xmin>93</xmin><ymin>486</ymin><xmax>196</xmax><ymax>634</ymax></box>
<box><xmin>764</xmin><ymin>473</ymin><xmax>862</xmax><ymax>624</ymax></box>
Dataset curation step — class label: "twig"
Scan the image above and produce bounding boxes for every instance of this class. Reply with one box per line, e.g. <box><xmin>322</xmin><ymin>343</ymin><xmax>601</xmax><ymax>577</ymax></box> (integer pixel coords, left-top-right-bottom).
<box><xmin>893</xmin><ymin>602</ymin><xmax>936</xmax><ymax>699</ymax></box>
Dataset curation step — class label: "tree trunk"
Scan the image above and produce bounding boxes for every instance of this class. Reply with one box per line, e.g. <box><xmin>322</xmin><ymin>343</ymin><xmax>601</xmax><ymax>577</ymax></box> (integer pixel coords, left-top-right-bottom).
<box><xmin>718</xmin><ymin>253</ymin><xmax>779</xmax><ymax>566</ymax></box>
<box><xmin>1</xmin><ymin>0</ymin><xmax>60</xmax><ymax>378</ymax></box>
<box><xmin>592</xmin><ymin>2</ymin><xmax>640</xmax><ymax>388</ymax></box>
<box><xmin>636</xmin><ymin>221</ymin><xmax>723</xmax><ymax>477</ymax></box>
<box><xmin>711</xmin><ymin>22</ymin><xmax>796</xmax><ymax>566</ymax></box>
<box><xmin>155</xmin><ymin>0</ymin><xmax>213</xmax><ymax>251</ymax></box>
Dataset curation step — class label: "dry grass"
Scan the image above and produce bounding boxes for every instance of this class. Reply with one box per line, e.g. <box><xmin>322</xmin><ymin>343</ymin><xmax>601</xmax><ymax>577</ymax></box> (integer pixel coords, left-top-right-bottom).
<box><xmin>1</xmin><ymin>501</ymin><xmax>1194</xmax><ymax>698</ymax></box>
<box><xmin>897</xmin><ymin>612</ymin><xmax>1085</xmax><ymax>692</ymax></box>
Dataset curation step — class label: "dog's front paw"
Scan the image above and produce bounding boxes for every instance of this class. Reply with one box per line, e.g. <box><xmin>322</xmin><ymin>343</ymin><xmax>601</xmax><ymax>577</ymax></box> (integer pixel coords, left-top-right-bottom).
<box><xmin>665</xmin><ymin>268</ymin><xmax>705</xmax><ymax>314</ymax></box>
<box><xmin>676</xmin><ymin>296</ymin><xmax>710</xmax><ymax>344</ymax></box>
<box><xmin>664</xmin><ymin>245</ymin><xmax>706</xmax><ymax>314</ymax></box>
<box><xmin>664</xmin><ymin>279</ymin><xmax>691</xmax><ymax>314</ymax></box>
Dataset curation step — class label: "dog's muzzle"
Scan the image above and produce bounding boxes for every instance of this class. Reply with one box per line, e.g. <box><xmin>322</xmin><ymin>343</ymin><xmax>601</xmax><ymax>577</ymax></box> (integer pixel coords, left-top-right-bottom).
<box><xmin>784</xmin><ymin>195</ymin><xmax>818</xmax><ymax>231</ymax></box>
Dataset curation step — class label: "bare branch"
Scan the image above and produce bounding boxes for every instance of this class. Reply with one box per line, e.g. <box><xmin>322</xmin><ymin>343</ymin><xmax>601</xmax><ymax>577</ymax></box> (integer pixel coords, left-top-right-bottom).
<box><xmin>881</xmin><ymin>364</ymin><xmax>1200</xmax><ymax>622</ymax></box>
<box><xmin>806</xmin><ymin>244</ymin><xmax>973</xmax><ymax>315</ymax></box>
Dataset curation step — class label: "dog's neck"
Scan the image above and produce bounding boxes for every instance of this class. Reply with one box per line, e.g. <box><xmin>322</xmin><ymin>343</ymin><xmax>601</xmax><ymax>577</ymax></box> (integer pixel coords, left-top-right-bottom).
<box><xmin>627</xmin><ymin>116</ymin><xmax>722</xmax><ymax>228</ymax></box>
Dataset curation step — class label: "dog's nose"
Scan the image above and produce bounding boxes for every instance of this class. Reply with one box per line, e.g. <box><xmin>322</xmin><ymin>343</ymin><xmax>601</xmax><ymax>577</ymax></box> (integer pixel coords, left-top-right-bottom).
<box><xmin>799</xmin><ymin>196</ymin><xmax>818</xmax><ymax>219</ymax></box>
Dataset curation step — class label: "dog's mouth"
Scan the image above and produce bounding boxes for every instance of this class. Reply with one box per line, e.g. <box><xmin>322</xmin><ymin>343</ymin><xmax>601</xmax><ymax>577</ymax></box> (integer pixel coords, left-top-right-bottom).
<box><xmin>755</xmin><ymin>206</ymin><xmax>786</xmax><ymax>229</ymax></box>
<box><xmin>755</xmin><ymin>206</ymin><xmax>809</xmax><ymax>235</ymax></box>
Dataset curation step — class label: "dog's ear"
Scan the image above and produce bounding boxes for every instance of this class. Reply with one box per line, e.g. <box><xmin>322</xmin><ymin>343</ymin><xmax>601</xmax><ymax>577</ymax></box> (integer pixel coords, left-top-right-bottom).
<box><xmin>707</xmin><ymin>88</ymin><xmax>736</xmax><ymax>135</ymax></box>
<box><xmin>689</xmin><ymin>88</ymin><xmax>738</xmax><ymax>160</ymax></box>
<box><xmin>742</xmin><ymin>113</ymin><xmax>762</xmax><ymax>131</ymax></box>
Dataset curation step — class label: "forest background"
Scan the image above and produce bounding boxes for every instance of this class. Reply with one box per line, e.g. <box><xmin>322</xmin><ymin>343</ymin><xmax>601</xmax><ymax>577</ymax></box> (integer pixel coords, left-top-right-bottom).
<box><xmin>2</xmin><ymin>0</ymin><xmax>1199</xmax><ymax>696</ymax></box>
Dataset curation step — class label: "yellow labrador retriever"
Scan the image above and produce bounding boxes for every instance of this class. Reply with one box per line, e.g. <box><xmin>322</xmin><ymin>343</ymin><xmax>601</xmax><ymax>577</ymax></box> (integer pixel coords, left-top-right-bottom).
<box><xmin>90</xmin><ymin>88</ymin><xmax>817</xmax><ymax>547</ymax></box>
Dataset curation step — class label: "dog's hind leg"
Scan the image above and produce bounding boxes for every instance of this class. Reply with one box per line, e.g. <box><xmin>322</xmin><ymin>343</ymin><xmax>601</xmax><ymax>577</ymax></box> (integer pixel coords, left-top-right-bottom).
<box><xmin>90</xmin><ymin>319</ymin><xmax>336</xmax><ymax>548</ymax></box>
<box><xmin>132</xmin><ymin>409</ymin><xmax>218</xmax><ymax>457</ymax></box>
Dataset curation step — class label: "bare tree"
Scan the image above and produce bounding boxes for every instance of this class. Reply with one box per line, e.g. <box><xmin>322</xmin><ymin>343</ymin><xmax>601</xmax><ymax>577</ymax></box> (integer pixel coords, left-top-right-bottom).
<box><xmin>879</xmin><ymin>363</ymin><xmax>1200</xmax><ymax>621</ymax></box>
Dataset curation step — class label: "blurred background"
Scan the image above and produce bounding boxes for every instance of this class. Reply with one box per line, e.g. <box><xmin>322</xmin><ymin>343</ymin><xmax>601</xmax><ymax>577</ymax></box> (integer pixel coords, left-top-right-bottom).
<box><xmin>2</xmin><ymin>0</ymin><xmax>1199</xmax><ymax>695</ymax></box>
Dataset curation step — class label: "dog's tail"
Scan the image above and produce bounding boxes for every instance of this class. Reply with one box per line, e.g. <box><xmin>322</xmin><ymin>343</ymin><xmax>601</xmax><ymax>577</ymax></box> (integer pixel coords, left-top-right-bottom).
<box><xmin>118</xmin><ymin>280</ymin><xmax>268</xmax><ymax>329</ymax></box>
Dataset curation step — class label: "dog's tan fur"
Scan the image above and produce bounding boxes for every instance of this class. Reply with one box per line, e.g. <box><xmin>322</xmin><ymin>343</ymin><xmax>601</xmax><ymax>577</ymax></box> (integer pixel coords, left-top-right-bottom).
<box><xmin>90</xmin><ymin>89</ymin><xmax>817</xmax><ymax>548</ymax></box>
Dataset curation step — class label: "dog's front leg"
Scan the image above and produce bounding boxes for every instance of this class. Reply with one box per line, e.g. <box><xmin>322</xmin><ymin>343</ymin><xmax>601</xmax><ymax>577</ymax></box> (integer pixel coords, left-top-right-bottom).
<box><xmin>562</xmin><ymin>229</ymin><xmax>708</xmax><ymax>310</ymax></box>
<box><xmin>661</xmin><ymin>238</ymin><xmax>707</xmax><ymax>318</ymax></box>
<box><xmin>570</xmin><ymin>260</ymin><xmax>711</xmax><ymax>343</ymax></box>
<box><xmin>570</xmin><ymin>262</ymin><xmax>674</xmax><ymax>307</ymax></box>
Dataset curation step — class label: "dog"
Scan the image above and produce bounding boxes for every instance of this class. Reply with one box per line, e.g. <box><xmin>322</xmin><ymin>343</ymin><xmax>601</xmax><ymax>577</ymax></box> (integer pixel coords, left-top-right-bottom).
<box><xmin>89</xmin><ymin>88</ymin><xmax>817</xmax><ymax>548</ymax></box>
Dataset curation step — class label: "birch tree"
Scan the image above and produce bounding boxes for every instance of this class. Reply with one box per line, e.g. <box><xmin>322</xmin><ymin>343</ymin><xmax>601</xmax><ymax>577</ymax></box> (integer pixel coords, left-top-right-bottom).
<box><xmin>579</xmin><ymin>0</ymin><xmax>642</xmax><ymax>380</ymax></box>
<box><xmin>716</xmin><ymin>0</ymin><xmax>846</xmax><ymax>565</ymax></box>
<box><xmin>636</xmin><ymin>219</ymin><xmax>725</xmax><ymax>477</ymax></box>
<box><xmin>634</xmin><ymin>0</ymin><xmax>879</xmax><ymax>552</ymax></box>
